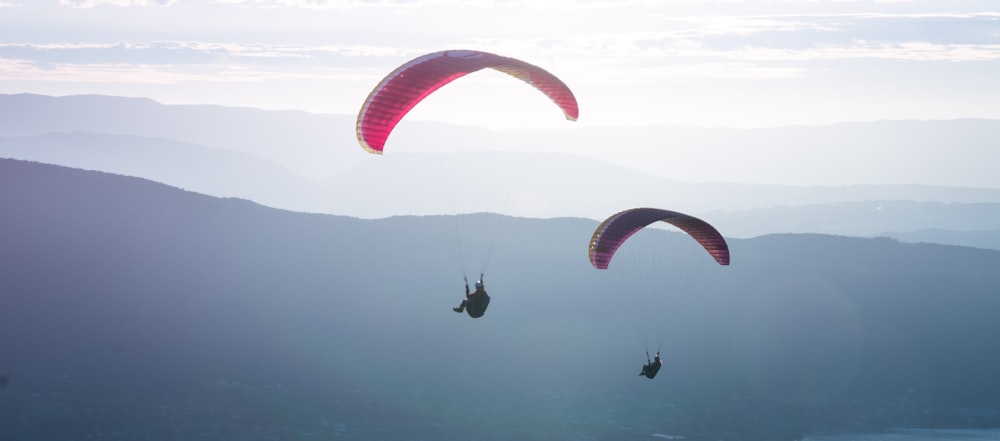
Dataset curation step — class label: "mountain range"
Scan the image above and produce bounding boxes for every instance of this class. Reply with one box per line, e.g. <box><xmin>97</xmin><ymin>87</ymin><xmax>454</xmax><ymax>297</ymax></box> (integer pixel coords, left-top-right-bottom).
<box><xmin>2</xmin><ymin>93</ymin><xmax>999</xmax><ymax>251</ymax></box>
<box><xmin>2</xmin><ymin>157</ymin><xmax>999</xmax><ymax>440</ymax></box>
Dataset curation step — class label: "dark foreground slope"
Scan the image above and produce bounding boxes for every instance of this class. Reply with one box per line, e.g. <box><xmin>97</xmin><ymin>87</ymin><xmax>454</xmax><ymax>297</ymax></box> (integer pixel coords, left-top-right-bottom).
<box><xmin>2</xmin><ymin>158</ymin><xmax>999</xmax><ymax>441</ymax></box>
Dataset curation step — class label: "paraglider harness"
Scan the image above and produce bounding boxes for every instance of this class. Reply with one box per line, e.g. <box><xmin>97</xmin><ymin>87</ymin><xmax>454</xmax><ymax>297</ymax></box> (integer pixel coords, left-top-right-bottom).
<box><xmin>640</xmin><ymin>351</ymin><xmax>662</xmax><ymax>379</ymax></box>
<box><xmin>459</xmin><ymin>274</ymin><xmax>491</xmax><ymax>318</ymax></box>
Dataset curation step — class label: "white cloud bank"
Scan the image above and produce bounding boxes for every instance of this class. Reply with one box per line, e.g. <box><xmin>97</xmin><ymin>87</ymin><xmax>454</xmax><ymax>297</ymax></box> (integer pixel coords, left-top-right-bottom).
<box><xmin>59</xmin><ymin>0</ymin><xmax>176</xmax><ymax>7</ymax></box>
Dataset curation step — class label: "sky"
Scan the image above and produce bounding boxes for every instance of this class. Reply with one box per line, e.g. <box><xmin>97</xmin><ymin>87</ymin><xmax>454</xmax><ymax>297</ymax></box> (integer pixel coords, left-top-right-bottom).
<box><xmin>1</xmin><ymin>0</ymin><xmax>1000</xmax><ymax>129</ymax></box>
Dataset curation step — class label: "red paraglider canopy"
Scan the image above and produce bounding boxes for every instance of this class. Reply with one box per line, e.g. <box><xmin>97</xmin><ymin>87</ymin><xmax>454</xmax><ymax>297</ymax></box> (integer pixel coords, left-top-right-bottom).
<box><xmin>356</xmin><ymin>49</ymin><xmax>579</xmax><ymax>154</ymax></box>
<box><xmin>589</xmin><ymin>207</ymin><xmax>730</xmax><ymax>270</ymax></box>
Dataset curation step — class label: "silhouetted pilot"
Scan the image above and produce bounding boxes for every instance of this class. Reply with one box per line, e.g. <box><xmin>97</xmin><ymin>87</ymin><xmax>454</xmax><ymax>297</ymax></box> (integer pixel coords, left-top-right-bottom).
<box><xmin>639</xmin><ymin>351</ymin><xmax>662</xmax><ymax>379</ymax></box>
<box><xmin>453</xmin><ymin>273</ymin><xmax>490</xmax><ymax>318</ymax></box>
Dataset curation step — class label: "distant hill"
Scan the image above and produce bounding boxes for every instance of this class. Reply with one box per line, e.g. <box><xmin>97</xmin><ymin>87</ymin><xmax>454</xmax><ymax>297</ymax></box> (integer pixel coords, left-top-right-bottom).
<box><xmin>0</xmin><ymin>131</ymin><xmax>327</xmax><ymax>213</ymax></box>
<box><xmin>705</xmin><ymin>200</ymin><xmax>1000</xmax><ymax>245</ymax></box>
<box><xmin>4</xmin><ymin>92</ymin><xmax>1000</xmax><ymax>191</ymax></box>
<box><xmin>551</xmin><ymin>119</ymin><xmax>1000</xmax><ymax>188</ymax></box>
<box><xmin>884</xmin><ymin>227</ymin><xmax>1000</xmax><ymax>251</ymax></box>
<box><xmin>326</xmin><ymin>152</ymin><xmax>1000</xmax><ymax>249</ymax></box>
<box><xmin>3</xmin><ymin>93</ymin><xmax>1000</xmax><ymax>250</ymax></box>
<box><xmin>0</xmin><ymin>93</ymin><xmax>359</xmax><ymax>180</ymax></box>
<box><xmin>2</xmin><ymin>158</ymin><xmax>999</xmax><ymax>439</ymax></box>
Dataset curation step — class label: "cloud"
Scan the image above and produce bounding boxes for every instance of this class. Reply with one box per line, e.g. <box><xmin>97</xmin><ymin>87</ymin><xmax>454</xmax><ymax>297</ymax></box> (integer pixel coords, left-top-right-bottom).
<box><xmin>59</xmin><ymin>0</ymin><xmax>177</xmax><ymax>7</ymax></box>
<box><xmin>466</xmin><ymin>11</ymin><xmax>1000</xmax><ymax>69</ymax></box>
<box><xmin>0</xmin><ymin>40</ymin><xmax>404</xmax><ymax>86</ymax></box>
<box><xmin>209</xmin><ymin>0</ymin><xmax>420</xmax><ymax>9</ymax></box>
<box><xmin>0</xmin><ymin>56</ymin><xmax>355</xmax><ymax>84</ymax></box>
<box><xmin>205</xmin><ymin>0</ymin><xmax>751</xmax><ymax>9</ymax></box>
<box><xmin>472</xmin><ymin>32</ymin><xmax>1000</xmax><ymax>67</ymax></box>
<box><xmin>0</xmin><ymin>41</ymin><xmax>399</xmax><ymax>64</ymax></box>
<box><xmin>0</xmin><ymin>58</ymin><xmax>197</xmax><ymax>83</ymax></box>
<box><xmin>719</xmin><ymin>42</ymin><xmax>1000</xmax><ymax>63</ymax></box>
<box><xmin>4</xmin><ymin>27</ymin><xmax>999</xmax><ymax>89</ymax></box>
<box><xmin>8</xmin><ymin>8</ymin><xmax>1000</xmax><ymax>88</ymax></box>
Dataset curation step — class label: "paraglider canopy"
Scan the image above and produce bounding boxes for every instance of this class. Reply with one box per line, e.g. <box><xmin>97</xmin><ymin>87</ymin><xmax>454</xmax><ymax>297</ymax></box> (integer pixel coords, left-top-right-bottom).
<box><xmin>589</xmin><ymin>207</ymin><xmax>730</xmax><ymax>270</ymax></box>
<box><xmin>589</xmin><ymin>208</ymin><xmax>729</xmax><ymax>375</ymax></box>
<box><xmin>356</xmin><ymin>49</ymin><xmax>579</xmax><ymax>154</ymax></box>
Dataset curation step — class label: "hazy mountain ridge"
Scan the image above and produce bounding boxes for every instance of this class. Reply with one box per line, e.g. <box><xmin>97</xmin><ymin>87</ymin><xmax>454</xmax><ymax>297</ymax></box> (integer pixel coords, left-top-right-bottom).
<box><xmin>0</xmin><ymin>93</ymin><xmax>359</xmax><ymax>180</ymax></box>
<box><xmin>884</xmin><ymin>228</ymin><xmax>1000</xmax><ymax>251</ymax></box>
<box><xmin>328</xmin><ymin>152</ymin><xmax>1000</xmax><ymax>249</ymax></box>
<box><xmin>573</xmin><ymin>119</ymin><xmax>1000</xmax><ymax>188</ymax></box>
<box><xmin>706</xmin><ymin>200</ymin><xmax>1000</xmax><ymax>240</ymax></box>
<box><xmin>6</xmin><ymin>92</ymin><xmax>1000</xmax><ymax>185</ymax></box>
<box><xmin>0</xmin><ymin>131</ymin><xmax>327</xmax><ymax>213</ymax></box>
<box><xmin>364</xmin><ymin>112</ymin><xmax>1000</xmax><ymax>188</ymax></box>
<box><xmin>2</xmin><ymin>158</ymin><xmax>999</xmax><ymax>440</ymax></box>
<box><xmin>3</xmin><ymin>93</ymin><xmax>1000</xmax><ymax>250</ymax></box>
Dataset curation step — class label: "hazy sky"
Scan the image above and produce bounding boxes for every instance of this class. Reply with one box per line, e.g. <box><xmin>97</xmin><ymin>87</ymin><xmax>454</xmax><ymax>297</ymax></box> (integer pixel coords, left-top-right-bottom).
<box><xmin>2</xmin><ymin>0</ymin><xmax>1000</xmax><ymax>129</ymax></box>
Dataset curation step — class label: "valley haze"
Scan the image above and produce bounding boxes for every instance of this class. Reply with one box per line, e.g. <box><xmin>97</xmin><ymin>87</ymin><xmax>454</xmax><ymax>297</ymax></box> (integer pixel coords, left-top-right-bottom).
<box><xmin>2</xmin><ymin>93</ymin><xmax>1000</xmax><ymax>251</ymax></box>
<box><xmin>1</xmin><ymin>158</ymin><xmax>999</xmax><ymax>440</ymax></box>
